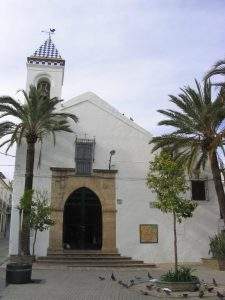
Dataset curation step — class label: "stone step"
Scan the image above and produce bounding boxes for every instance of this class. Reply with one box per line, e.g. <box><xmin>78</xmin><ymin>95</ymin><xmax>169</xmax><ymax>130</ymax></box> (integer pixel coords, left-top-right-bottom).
<box><xmin>38</xmin><ymin>255</ymin><xmax>132</xmax><ymax>260</ymax></box>
<box><xmin>37</xmin><ymin>252</ymin><xmax>156</xmax><ymax>268</ymax></box>
<box><xmin>35</xmin><ymin>260</ymin><xmax>156</xmax><ymax>268</ymax></box>
<box><xmin>47</xmin><ymin>251</ymin><xmax>121</xmax><ymax>256</ymax></box>
<box><xmin>36</xmin><ymin>258</ymin><xmax>144</xmax><ymax>264</ymax></box>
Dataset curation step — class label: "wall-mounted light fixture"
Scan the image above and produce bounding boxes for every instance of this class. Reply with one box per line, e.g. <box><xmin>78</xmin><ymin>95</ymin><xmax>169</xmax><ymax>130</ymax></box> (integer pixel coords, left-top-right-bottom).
<box><xmin>109</xmin><ymin>150</ymin><xmax>116</xmax><ymax>170</ymax></box>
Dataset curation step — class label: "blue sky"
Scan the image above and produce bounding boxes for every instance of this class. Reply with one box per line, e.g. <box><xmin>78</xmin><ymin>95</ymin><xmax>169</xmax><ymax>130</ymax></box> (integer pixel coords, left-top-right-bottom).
<box><xmin>0</xmin><ymin>0</ymin><xmax>224</xmax><ymax>179</ymax></box>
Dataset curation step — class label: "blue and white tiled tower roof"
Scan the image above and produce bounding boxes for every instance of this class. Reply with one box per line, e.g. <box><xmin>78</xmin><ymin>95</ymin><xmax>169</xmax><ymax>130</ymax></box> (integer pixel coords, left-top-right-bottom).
<box><xmin>27</xmin><ymin>37</ymin><xmax>65</xmax><ymax>66</ymax></box>
<box><xmin>33</xmin><ymin>38</ymin><xmax>61</xmax><ymax>59</ymax></box>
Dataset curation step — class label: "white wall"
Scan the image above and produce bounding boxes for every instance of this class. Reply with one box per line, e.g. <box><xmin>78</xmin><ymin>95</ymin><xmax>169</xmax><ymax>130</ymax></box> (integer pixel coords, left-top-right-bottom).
<box><xmin>9</xmin><ymin>92</ymin><xmax>223</xmax><ymax>263</ymax></box>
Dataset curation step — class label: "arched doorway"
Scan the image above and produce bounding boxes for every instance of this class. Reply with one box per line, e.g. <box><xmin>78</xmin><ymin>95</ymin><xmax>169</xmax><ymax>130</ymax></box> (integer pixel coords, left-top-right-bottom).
<box><xmin>63</xmin><ymin>187</ymin><xmax>102</xmax><ymax>250</ymax></box>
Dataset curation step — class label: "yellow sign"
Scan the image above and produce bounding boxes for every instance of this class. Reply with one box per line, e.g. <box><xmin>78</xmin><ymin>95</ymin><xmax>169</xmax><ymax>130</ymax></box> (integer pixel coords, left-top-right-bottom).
<box><xmin>140</xmin><ymin>224</ymin><xmax>158</xmax><ymax>243</ymax></box>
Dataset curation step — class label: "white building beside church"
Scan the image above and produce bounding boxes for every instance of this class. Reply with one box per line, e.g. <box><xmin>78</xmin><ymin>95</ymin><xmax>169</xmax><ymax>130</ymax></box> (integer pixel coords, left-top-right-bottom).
<box><xmin>9</xmin><ymin>37</ymin><xmax>224</xmax><ymax>264</ymax></box>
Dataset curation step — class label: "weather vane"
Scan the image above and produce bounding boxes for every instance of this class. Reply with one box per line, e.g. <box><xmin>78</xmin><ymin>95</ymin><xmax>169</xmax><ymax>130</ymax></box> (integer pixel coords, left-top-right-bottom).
<box><xmin>41</xmin><ymin>28</ymin><xmax>56</xmax><ymax>39</ymax></box>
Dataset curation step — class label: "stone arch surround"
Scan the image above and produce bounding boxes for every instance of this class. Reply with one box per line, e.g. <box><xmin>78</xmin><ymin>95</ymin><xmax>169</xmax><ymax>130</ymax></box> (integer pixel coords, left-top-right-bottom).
<box><xmin>48</xmin><ymin>168</ymin><xmax>117</xmax><ymax>253</ymax></box>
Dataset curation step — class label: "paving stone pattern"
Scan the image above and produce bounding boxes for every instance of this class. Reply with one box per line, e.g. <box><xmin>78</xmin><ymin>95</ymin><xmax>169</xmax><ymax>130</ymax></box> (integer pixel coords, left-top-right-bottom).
<box><xmin>0</xmin><ymin>265</ymin><xmax>224</xmax><ymax>300</ymax></box>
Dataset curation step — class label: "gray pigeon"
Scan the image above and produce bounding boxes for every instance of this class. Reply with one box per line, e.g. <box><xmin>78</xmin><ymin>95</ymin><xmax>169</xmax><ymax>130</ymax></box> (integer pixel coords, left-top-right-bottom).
<box><xmin>140</xmin><ymin>290</ymin><xmax>149</xmax><ymax>296</ymax></box>
<box><xmin>213</xmin><ymin>278</ymin><xmax>218</xmax><ymax>287</ymax></box>
<box><xmin>111</xmin><ymin>273</ymin><xmax>116</xmax><ymax>281</ymax></box>
<box><xmin>217</xmin><ymin>291</ymin><xmax>224</xmax><ymax>299</ymax></box>
<box><xmin>198</xmin><ymin>290</ymin><xmax>204</xmax><ymax>298</ymax></box>
<box><xmin>98</xmin><ymin>276</ymin><xmax>105</xmax><ymax>281</ymax></box>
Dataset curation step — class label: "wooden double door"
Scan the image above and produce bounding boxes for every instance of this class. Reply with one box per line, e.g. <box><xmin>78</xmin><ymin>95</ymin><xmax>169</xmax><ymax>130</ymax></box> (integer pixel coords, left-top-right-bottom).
<box><xmin>63</xmin><ymin>187</ymin><xmax>102</xmax><ymax>250</ymax></box>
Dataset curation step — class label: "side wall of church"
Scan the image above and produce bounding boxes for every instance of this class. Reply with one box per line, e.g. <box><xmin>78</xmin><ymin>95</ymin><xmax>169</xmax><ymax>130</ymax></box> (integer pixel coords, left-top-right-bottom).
<box><xmin>9</xmin><ymin>95</ymin><xmax>223</xmax><ymax>263</ymax></box>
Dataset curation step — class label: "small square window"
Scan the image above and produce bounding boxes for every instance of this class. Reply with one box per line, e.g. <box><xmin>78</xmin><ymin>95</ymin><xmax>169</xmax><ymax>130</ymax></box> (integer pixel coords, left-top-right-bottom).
<box><xmin>191</xmin><ymin>180</ymin><xmax>206</xmax><ymax>201</ymax></box>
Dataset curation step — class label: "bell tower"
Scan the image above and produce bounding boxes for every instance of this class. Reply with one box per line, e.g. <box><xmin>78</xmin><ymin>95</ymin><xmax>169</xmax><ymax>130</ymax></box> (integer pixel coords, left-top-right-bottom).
<box><xmin>26</xmin><ymin>34</ymin><xmax>65</xmax><ymax>99</ymax></box>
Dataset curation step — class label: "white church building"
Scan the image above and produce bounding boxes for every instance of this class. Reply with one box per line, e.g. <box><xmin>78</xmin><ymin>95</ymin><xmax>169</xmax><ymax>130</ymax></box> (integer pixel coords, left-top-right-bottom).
<box><xmin>9</xmin><ymin>37</ymin><xmax>224</xmax><ymax>264</ymax></box>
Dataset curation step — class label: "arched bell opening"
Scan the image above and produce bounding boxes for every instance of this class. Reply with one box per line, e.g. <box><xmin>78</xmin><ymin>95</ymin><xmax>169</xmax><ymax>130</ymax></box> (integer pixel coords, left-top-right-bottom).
<box><xmin>37</xmin><ymin>78</ymin><xmax>51</xmax><ymax>97</ymax></box>
<box><xmin>63</xmin><ymin>187</ymin><xmax>102</xmax><ymax>250</ymax></box>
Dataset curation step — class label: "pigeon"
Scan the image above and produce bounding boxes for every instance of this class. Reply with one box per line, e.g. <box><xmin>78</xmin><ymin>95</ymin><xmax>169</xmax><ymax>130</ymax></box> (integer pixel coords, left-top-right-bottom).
<box><xmin>140</xmin><ymin>290</ymin><xmax>149</xmax><ymax>296</ymax></box>
<box><xmin>146</xmin><ymin>284</ymin><xmax>154</xmax><ymax>291</ymax></box>
<box><xmin>118</xmin><ymin>280</ymin><xmax>123</xmax><ymax>285</ymax></box>
<box><xmin>122</xmin><ymin>282</ymin><xmax>129</xmax><ymax>288</ymax></box>
<box><xmin>98</xmin><ymin>276</ymin><xmax>105</xmax><ymax>281</ymax></box>
<box><xmin>163</xmin><ymin>288</ymin><xmax>172</xmax><ymax>295</ymax></box>
<box><xmin>198</xmin><ymin>290</ymin><xmax>204</xmax><ymax>298</ymax></box>
<box><xmin>130</xmin><ymin>279</ymin><xmax>135</xmax><ymax>285</ymax></box>
<box><xmin>183</xmin><ymin>293</ymin><xmax>188</xmax><ymax>298</ymax></box>
<box><xmin>149</xmin><ymin>278</ymin><xmax>159</xmax><ymax>283</ymax></box>
<box><xmin>147</xmin><ymin>272</ymin><xmax>153</xmax><ymax>279</ymax></box>
<box><xmin>217</xmin><ymin>291</ymin><xmax>224</xmax><ymax>299</ymax></box>
<box><xmin>213</xmin><ymin>278</ymin><xmax>218</xmax><ymax>287</ymax></box>
<box><xmin>207</xmin><ymin>287</ymin><xmax>214</xmax><ymax>292</ymax></box>
<box><xmin>111</xmin><ymin>273</ymin><xmax>116</xmax><ymax>281</ymax></box>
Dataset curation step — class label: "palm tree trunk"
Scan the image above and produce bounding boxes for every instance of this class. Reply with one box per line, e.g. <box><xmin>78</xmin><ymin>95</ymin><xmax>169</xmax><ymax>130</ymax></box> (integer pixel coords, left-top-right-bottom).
<box><xmin>210</xmin><ymin>151</ymin><xmax>225</xmax><ymax>224</ymax></box>
<box><xmin>21</xmin><ymin>141</ymin><xmax>35</xmax><ymax>255</ymax></box>
<box><xmin>173</xmin><ymin>212</ymin><xmax>178</xmax><ymax>273</ymax></box>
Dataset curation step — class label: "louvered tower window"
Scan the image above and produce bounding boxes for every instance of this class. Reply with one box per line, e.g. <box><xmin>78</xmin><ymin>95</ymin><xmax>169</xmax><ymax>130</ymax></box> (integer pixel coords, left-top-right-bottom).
<box><xmin>37</xmin><ymin>80</ymin><xmax>50</xmax><ymax>97</ymax></box>
<box><xmin>75</xmin><ymin>138</ymin><xmax>95</xmax><ymax>175</ymax></box>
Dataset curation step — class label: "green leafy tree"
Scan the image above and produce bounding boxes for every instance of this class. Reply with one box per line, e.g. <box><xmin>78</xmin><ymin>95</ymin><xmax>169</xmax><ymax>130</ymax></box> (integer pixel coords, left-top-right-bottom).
<box><xmin>29</xmin><ymin>191</ymin><xmax>55</xmax><ymax>256</ymax></box>
<box><xmin>151</xmin><ymin>80</ymin><xmax>225</xmax><ymax>224</ymax></box>
<box><xmin>147</xmin><ymin>151</ymin><xmax>197</xmax><ymax>272</ymax></box>
<box><xmin>0</xmin><ymin>85</ymin><xmax>78</xmax><ymax>256</ymax></box>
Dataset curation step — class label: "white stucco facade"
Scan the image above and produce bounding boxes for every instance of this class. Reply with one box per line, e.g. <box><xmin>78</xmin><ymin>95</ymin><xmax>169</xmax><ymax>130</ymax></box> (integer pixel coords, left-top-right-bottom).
<box><xmin>9</xmin><ymin>38</ymin><xmax>224</xmax><ymax>263</ymax></box>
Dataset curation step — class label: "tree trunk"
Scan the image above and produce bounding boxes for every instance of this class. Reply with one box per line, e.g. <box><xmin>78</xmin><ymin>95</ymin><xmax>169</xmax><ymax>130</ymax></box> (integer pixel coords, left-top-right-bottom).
<box><xmin>20</xmin><ymin>141</ymin><xmax>35</xmax><ymax>255</ymax></box>
<box><xmin>32</xmin><ymin>229</ymin><xmax>38</xmax><ymax>256</ymax></box>
<box><xmin>173</xmin><ymin>212</ymin><xmax>178</xmax><ymax>273</ymax></box>
<box><xmin>210</xmin><ymin>152</ymin><xmax>225</xmax><ymax>225</ymax></box>
<box><xmin>18</xmin><ymin>209</ymin><xmax>22</xmax><ymax>256</ymax></box>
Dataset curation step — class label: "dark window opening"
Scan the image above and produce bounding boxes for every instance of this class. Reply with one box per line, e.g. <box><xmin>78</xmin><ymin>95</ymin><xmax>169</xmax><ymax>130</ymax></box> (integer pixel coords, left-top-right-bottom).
<box><xmin>75</xmin><ymin>138</ymin><xmax>95</xmax><ymax>175</ymax></box>
<box><xmin>191</xmin><ymin>180</ymin><xmax>206</xmax><ymax>201</ymax></box>
<box><xmin>37</xmin><ymin>80</ymin><xmax>50</xmax><ymax>97</ymax></box>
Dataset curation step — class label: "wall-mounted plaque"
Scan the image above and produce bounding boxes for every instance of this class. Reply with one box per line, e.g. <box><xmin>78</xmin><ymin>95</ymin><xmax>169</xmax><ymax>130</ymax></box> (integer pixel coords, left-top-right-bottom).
<box><xmin>140</xmin><ymin>224</ymin><xmax>158</xmax><ymax>243</ymax></box>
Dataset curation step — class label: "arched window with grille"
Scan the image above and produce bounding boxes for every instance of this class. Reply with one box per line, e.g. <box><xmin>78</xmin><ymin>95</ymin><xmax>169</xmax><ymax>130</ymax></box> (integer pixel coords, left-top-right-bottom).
<box><xmin>37</xmin><ymin>79</ymin><xmax>50</xmax><ymax>97</ymax></box>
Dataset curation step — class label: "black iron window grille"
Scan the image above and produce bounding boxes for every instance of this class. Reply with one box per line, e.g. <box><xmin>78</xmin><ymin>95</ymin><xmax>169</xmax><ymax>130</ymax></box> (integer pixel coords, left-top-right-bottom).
<box><xmin>75</xmin><ymin>138</ymin><xmax>95</xmax><ymax>175</ymax></box>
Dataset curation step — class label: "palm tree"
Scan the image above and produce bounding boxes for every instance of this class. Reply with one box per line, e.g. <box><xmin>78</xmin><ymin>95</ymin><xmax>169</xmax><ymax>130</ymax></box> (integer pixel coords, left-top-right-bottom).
<box><xmin>150</xmin><ymin>80</ymin><xmax>225</xmax><ymax>223</ymax></box>
<box><xmin>0</xmin><ymin>85</ymin><xmax>78</xmax><ymax>255</ymax></box>
<box><xmin>205</xmin><ymin>59</ymin><xmax>225</xmax><ymax>86</ymax></box>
